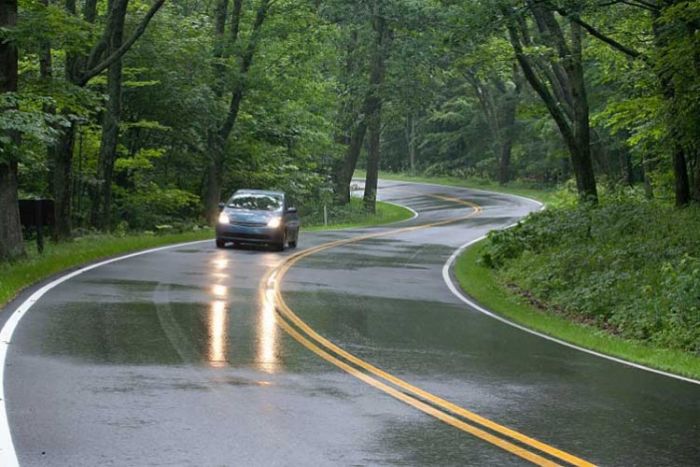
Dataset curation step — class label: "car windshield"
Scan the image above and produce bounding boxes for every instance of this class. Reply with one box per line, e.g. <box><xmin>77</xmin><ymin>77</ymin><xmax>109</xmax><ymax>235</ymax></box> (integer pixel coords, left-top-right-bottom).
<box><xmin>227</xmin><ymin>193</ymin><xmax>283</xmax><ymax>211</ymax></box>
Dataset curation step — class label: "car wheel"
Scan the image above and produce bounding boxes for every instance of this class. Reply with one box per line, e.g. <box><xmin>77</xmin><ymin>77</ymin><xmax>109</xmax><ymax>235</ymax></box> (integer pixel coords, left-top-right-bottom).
<box><xmin>275</xmin><ymin>232</ymin><xmax>286</xmax><ymax>251</ymax></box>
<box><xmin>216</xmin><ymin>238</ymin><xmax>226</xmax><ymax>248</ymax></box>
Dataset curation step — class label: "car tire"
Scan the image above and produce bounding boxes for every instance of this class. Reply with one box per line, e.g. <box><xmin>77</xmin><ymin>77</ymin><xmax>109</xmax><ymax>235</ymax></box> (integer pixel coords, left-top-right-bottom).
<box><xmin>216</xmin><ymin>238</ymin><xmax>226</xmax><ymax>248</ymax></box>
<box><xmin>275</xmin><ymin>232</ymin><xmax>286</xmax><ymax>251</ymax></box>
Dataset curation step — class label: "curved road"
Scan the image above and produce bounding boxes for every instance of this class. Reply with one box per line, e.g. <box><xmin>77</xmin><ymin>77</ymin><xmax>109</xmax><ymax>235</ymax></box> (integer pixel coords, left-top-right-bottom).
<box><xmin>1</xmin><ymin>180</ymin><xmax>698</xmax><ymax>465</ymax></box>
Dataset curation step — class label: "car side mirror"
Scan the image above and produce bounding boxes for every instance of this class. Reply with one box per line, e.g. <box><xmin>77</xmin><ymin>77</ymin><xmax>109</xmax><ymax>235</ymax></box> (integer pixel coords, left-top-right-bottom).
<box><xmin>218</xmin><ymin>202</ymin><xmax>225</xmax><ymax>211</ymax></box>
<box><xmin>287</xmin><ymin>206</ymin><xmax>297</xmax><ymax>214</ymax></box>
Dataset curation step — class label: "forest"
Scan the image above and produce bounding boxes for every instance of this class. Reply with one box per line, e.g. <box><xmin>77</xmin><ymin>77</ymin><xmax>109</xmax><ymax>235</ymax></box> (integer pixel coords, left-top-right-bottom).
<box><xmin>1</xmin><ymin>0</ymin><xmax>699</xmax><ymax>257</ymax></box>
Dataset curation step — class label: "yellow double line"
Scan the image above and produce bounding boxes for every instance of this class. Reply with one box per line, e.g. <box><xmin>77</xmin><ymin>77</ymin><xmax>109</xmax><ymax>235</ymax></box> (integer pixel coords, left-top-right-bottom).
<box><xmin>261</xmin><ymin>194</ymin><xmax>594</xmax><ymax>466</ymax></box>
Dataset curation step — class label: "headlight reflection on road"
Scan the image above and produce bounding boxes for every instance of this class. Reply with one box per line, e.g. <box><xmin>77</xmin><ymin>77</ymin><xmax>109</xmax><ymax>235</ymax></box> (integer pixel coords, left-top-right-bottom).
<box><xmin>211</xmin><ymin>284</ymin><xmax>227</xmax><ymax>298</ymax></box>
<box><xmin>208</xmin><ymin>253</ymin><xmax>230</xmax><ymax>368</ymax></box>
<box><xmin>208</xmin><ymin>299</ymin><xmax>229</xmax><ymax>367</ymax></box>
<box><xmin>257</xmin><ymin>272</ymin><xmax>279</xmax><ymax>373</ymax></box>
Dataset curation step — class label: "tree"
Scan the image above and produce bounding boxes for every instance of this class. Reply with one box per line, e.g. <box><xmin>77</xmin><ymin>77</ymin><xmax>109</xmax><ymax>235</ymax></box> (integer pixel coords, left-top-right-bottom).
<box><xmin>362</xmin><ymin>0</ymin><xmax>390</xmax><ymax>212</ymax></box>
<box><xmin>502</xmin><ymin>1</ymin><xmax>598</xmax><ymax>202</ymax></box>
<box><xmin>0</xmin><ymin>0</ymin><xmax>24</xmax><ymax>260</ymax></box>
<box><xmin>203</xmin><ymin>0</ymin><xmax>271</xmax><ymax>224</ymax></box>
<box><xmin>92</xmin><ymin>0</ymin><xmax>128</xmax><ymax>229</ymax></box>
<box><xmin>49</xmin><ymin>0</ymin><xmax>165</xmax><ymax>239</ymax></box>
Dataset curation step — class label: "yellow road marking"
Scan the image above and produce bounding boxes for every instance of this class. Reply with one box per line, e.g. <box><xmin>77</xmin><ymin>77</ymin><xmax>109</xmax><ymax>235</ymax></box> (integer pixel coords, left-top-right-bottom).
<box><xmin>275</xmin><ymin>315</ymin><xmax>560</xmax><ymax>466</ymax></box>
<box><xmin>265</xmin><ymin>193</ymin><xmax>595</xmax><ymax>466</ymax></box>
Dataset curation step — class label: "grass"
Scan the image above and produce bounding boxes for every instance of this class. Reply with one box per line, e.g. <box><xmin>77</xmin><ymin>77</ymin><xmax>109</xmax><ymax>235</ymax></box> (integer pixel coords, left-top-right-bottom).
<box><xmin>354</xmin><ymin>169</ymin><xmax>557</xmax><ymax>205</ymax></box>
<box><xmin>0</xmin><ymin>229</ymin><xmax>214</xmax><ymax>308</ymax></box>
<box><xmin>455</xmin><ymin>233</ymin><xmax>700</xmax><ymax>380</ymax></box>
<box><xmin>0</xmin><ymin>199</ymin><xmax>414</xmax><ymax>309</ymax></box>
<box><xmin>302</xmin><ymin>198</ymin><xmax>414</xmax><ymax>232</ymax></box>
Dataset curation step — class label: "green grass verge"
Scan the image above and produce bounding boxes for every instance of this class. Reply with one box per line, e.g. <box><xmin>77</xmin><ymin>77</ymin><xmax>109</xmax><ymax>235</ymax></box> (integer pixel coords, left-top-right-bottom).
<box><xmin>0</xmin><ymin>229</ymin><xmax>214</xmax><ymax>308</ymax></box>
<box><xmin>0</xmin><ymin>199</ymin><xmax>413</xmax><ymax>309</ymax></box>
<box><xmin>302</xmin><ymin>198</ymin><xmax>414</xmax><ymax>232</ymax></box>
<box><xmin>455</xmin><ymin>240</ymin><xmax>700</xmax><ymax>380</ymax></box>
<box><xmin>354</xmin><ymin>170</ymin><xmax>556</xmax><ymax>205</ymax></box>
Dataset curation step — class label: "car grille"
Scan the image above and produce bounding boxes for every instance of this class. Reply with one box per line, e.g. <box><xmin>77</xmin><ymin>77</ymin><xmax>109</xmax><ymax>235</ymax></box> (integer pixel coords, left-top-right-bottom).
<box><xmin>230</xmin><ymin>220</ymin><xmax>267</xmax><ymax>227</ymax></box>
<box><xmin>233</xmin><ymin>232</ymin><xmax>270</xmax><ymax>240</ymax></box>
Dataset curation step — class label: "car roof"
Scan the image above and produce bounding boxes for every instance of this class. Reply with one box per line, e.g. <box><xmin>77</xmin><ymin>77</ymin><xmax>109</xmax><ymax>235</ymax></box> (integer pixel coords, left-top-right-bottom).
<box><xmin>233</xmin><ymin>189</ymin><xmax>284</xmax><ymax>197</ymax></box>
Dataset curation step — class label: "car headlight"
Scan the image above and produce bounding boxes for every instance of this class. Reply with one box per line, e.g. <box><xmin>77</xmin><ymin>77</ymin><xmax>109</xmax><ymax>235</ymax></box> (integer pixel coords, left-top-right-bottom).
<box><xmin>218</xmin><ymin>211</ymin><xmax>229</xmax><ymax>224</ymax></box>
<box><xmin>267</xmin><ymin>217</ymin><xmax>282</xmax><ymax>228</ymax></box>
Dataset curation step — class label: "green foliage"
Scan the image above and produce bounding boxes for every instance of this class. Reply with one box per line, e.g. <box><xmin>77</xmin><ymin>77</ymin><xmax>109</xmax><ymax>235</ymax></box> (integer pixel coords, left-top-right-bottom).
<box><xmin>481</xmin><ymin>201</ymin><xmax>700</xmax><ymax>353</ymax></box>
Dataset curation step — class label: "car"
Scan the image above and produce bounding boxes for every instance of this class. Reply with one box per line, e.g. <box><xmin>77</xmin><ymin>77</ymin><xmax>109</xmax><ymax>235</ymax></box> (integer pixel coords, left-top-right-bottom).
<box><xmin>215</xmin><ymin>189</ymin><xmax>300</xmax><ymax>251</ymax></box>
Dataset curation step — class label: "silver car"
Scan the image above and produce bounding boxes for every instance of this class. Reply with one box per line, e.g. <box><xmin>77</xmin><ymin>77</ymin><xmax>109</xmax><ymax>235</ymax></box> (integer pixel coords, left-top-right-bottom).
<box><xmin>215</xmin><ymin>189</ymin><xmax>300</xmax><ymax>251</ymax></box>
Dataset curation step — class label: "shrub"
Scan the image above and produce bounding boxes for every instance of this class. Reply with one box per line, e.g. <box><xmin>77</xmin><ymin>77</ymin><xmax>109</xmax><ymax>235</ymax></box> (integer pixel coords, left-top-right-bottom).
<box><xmin>480</xmin><ymin>201</ymin><xmax>700</xmax><ymax>353</ymax></box>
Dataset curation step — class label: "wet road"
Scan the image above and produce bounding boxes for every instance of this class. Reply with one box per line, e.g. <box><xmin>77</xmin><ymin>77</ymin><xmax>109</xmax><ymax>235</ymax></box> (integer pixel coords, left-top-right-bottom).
<box><xmin>2</xmin><ymin>180</ymin><xmax>699</xmax><ymax>466</ymax></box>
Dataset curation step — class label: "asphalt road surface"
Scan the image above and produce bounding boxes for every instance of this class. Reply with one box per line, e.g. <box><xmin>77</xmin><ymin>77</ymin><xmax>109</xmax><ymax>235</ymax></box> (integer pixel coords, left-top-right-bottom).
<box><xmin>2</xmin><ymin>180</ymin><xmax>698</xmax><ymax>466</ymax></box>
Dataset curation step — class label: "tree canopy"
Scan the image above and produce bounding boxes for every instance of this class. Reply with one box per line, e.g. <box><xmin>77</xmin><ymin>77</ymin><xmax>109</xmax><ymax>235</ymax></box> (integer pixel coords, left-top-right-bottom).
<box><xmin>1</xmin><ymin>0</ymin><xmax>699</xmax><ymax>259</ymax></box>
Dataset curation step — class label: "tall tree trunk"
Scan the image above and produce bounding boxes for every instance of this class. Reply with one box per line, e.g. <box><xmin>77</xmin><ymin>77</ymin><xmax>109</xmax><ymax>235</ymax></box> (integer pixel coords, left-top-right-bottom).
<box><xmin>567</xmin><ymin>21</ymin><xmax>598</xmax><ymax>201</ymax></box>
<box><xmin>692</xmin><ymin>154</ymin><xmax>700</xmax><ymax>202</ymax></box>
<box><xmin>95</xmin><ymin>0</ymin><xmax>127</xmax><ymax>230</ymax></box>
<box><xmin>51</xmin><ymin>126</ymin><xmax>75</xmax><ymax>239</ymax></box>
<box><xmin>204</xmin><ymin>135</ymin><xmax>225</xmax><ymax>223</ymax></box>
<box><xmin>505</xmin><ymin>5</ymin><xmax>597</xmax><ymax>202</ymax></box>
<box><xmin>363</xmin><ymin>104</ymin><xmax>382</xmax><ymax>212</ymax></box>
<box><xmin>204</xmin><ymin>0</ymin><xmax>268</xmax><ymax>224</ymax></box>
<box><xmin>0</xmin><ymin>0</ymin><xmax>24</xmax><ymax>260</ymax></box>
<box><xmin>363</xmin><ymin>1</ymin><xmax>388</xmax><ymax>212</ymax></box>
<box><xmin>672</xmin><ymin>146</ymin><xmax>691</xmax><ymax>206</ymax></box>
<box><xmin>651</xmin><ymin>8</ymin><xmax>691</xmax><ymax>206</ymax></box>
<box><xmin>404</xmin><ymin>114</ymin><xmax>416</xmax><ymax>174</ymax></box>
<box><xmin>335</xmin><ymin>119</ymin><xmax>367</xmax><ymax>205</ymax></box>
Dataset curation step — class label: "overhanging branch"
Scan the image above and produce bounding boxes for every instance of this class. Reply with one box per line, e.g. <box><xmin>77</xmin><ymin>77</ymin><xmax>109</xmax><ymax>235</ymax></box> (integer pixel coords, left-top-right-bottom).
<box><xmin>79</xmin><ymin>0</ymin><xmax>166</xmax><ymax>85</ymax></box>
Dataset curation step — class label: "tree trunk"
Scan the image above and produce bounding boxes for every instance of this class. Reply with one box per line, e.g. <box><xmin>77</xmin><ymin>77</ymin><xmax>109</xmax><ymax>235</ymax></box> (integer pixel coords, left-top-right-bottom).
<box><xmin>672</xmin><ymin>146</ymin><xmax>691</xmax><ymax>206</ymax></box>
<box><xmin>0</xmin><ymin>161</ymin><xmax>23</xmax><ymax>261</ymax></box>
<box><xmin>204</xmin><ymin>136</ymin><xmax>225</xmax><ymax>224</ymax></box>
<box><xmin>51</xmin><ymin>127</ymin><xmax>75</xmax><ymax>239</ymax></box>
<box><xmin>693</xmin><ymin>154</ymin><xmax>700</xmax><ymax>203</ymax></box>
<box><xmin>204</xmin><ymin>0</ymin><xmax>269</xmax><ymax>224</ymax></box>
<box><xmin>567</xmin><ymin>21</ymin><xmax>598</xmax><ymax>201</ymax></box>
<box><xmin>48</xmin><ymin>0</ymin><xmax>164</xmax><ymax>238</ymax></box>
<box><xmin>0</xmin><ymin>0</ymin><xmax>24</xmax><ymax>260</ymax></box>
<box><xmin>363</xmin><ymin>105</ymin><xmax>381</xmax><ymax>212</ymax></box>
<box><xmin>406</xmin><ymin>114</ymin><xmax>416</xmax><ymax>174</ymax></box>
<box><xmin>335</xmin><ymin>119</ymin><xmax>367</xmax><ymax>205</ymax></box>
<box><xmin>362</xmin><ymin>1</ymin><xmax>387</xmax><ymax>213</ymax></box>
<box><xmin>95</xmin><ymin>0</ymin><xmax>127</xmax><ymax>230</ymax></box>
<box><xmin>505</xmin><ymin>5</ymin><xmax>597</xmax><ymax>202</ymax></box>
<box><xmin>651</xmin><ymin>5</ymin><xmax>691</xmax><ymax>206</ymax></box>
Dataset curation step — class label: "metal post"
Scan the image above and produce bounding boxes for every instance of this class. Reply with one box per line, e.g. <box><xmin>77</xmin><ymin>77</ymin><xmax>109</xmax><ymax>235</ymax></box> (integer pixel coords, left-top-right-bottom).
<box><xmin>323</xmin><ymin>204</ymin><xmax>328</xmax><ymax>226</ymax></box>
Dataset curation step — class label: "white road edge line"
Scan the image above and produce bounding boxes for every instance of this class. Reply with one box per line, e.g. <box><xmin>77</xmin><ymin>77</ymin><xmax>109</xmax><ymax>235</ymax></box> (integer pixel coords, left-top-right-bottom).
<box><xmin>0</xmin><ymin>239</ymin><xmax>211</xmax><ymax>466</ymax></box>
<box><xmin>380</xmin><ymin>200</ymin><xmax>419</xmax><ymax>222</ymax></box>
<box><xmin>440</xmin><ymin>206</ymin><xmax>700</xmax><ymax>387</ymax></box>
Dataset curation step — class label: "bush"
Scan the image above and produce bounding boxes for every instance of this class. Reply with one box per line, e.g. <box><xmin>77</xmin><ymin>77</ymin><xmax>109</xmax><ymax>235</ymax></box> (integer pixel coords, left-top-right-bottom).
<box><xmin>480</xmin><ymin>201</ymin><xmax>700</xmax><ymax>353</ymax></box>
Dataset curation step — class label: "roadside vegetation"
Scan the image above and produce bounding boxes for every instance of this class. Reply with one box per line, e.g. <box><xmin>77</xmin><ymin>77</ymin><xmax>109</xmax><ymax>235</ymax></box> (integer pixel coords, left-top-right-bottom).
<box><xmin>456</xmin><ymin>234</ymin><xmax>700</xmax><ymax>380</ymax></box>
<box><xmin>303</xmin><ymin>198</ymin><xmax>413</xmax><ymax>231</ymax></box>
<box><xmin>391</xmin><ymin>170</ymin><xmax>700</xmax><ymax>377</ymax></box>
<box><xmin>462</xmin><ymin>191</ymin><xmax>700</xmax><ymax>378</ymax></box>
